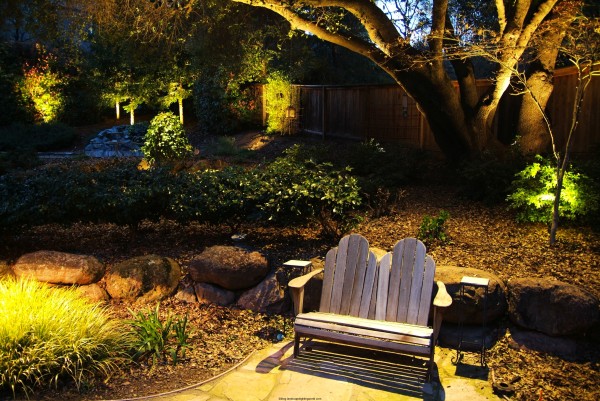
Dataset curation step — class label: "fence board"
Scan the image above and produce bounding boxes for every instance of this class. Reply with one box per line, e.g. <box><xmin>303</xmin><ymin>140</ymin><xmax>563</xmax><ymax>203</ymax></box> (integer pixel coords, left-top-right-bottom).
<box><xmin>286</xmin><ymin>67</ymin><xmax>598</xmax><ymax>155</ymax></box>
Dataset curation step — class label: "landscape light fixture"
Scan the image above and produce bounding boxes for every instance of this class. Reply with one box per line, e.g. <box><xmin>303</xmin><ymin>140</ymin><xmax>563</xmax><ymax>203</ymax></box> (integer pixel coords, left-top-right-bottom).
<box><xmin>285</xmin><ymin>105</ymin><xmax>296</xmax><ymax>119</ymax></box>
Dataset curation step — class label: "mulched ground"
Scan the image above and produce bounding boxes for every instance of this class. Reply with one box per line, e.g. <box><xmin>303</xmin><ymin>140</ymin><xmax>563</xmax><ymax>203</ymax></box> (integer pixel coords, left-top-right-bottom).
<box><xmin>1</xmin><ymin>127</ymin><xmax>598</xmax><ymax>400</ymax></box>
<box><xmin>1</xmin><ymin>184</ymin><xmax>598</xmax><ymax>401</ymax></box>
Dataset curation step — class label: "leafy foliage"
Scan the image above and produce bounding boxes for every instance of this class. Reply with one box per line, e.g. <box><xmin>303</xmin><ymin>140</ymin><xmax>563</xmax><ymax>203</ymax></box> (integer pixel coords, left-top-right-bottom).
<box><xmin>507</xmin><ymin>156</ymin><xmax>599</xmax><ymax>224</ymax></box>
<box><xmin>128</xmin><ymin>304</ymin><xmax>191</xmax><ymax>366</ymax></box>
<box><xmin>142</xmin><ymin>112</ymin><xmax>193</xmax><ymax>165</ymax></box>
<box><xmin>18</xmin><ymin>47</ymin><xmax>66</xmax><ymax>123</ymax></box>
<box><xmin>265</xmin><ymin>71</ymin><xmax>296</xmax><ymax>134</ymax></box>
<box><xmin>0</xmin><ymin>155</ymin><xmax>362</xmax><ymax>236</ymax></box>
<box><xmin>0</xmin><ymin>278</ymin><xmax>133</xmax><ymax>397</ymax></box>
<box><xmin>458</xmin><ymin>152</ymin><xmax>525</xmax><ymax>204</ymax></box>
<box><xmin>259</xmin><ymin>150</ymin><xmax>363</xmax><ymax>237</ymax></box>
<box><xmin>417</xmin><ymin>210</ymin><xmax>451</xmax><ymax>247</ymax></box>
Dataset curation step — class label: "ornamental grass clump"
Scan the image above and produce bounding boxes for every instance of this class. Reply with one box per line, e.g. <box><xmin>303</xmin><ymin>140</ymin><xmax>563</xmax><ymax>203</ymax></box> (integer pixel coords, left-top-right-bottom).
<box><xmin>0</xmin><ymin>278</ymin><xmax>134</xmax><ymax>397</ymax></box>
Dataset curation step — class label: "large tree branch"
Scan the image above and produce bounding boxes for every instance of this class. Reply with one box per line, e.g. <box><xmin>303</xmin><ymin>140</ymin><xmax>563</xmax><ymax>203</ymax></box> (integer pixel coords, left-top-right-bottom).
<box><xmin>232</xmin><ymin>0</ymin><xmax>402</xmax><ymax>56</ymax></box>
<box><xmin>231</xmin><ymin>0</ymin><xmax>417</xmax><ymax>73</ymax></box>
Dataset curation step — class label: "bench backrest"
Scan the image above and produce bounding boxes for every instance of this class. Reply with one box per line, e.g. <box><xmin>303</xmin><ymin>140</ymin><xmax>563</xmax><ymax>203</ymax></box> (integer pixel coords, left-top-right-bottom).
<box><xmin>319</xmin><ymin>234</ymin><xmax>435</xmax><ymax>326</ymax></box>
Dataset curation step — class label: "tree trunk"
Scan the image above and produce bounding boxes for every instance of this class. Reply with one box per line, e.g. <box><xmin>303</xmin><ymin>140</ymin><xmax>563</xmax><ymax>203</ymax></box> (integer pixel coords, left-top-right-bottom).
<box><xmin>517</xmin><ymin>1</ymin><xmax>577</xmax><ymax>155</ymax></box>
<box><xmin>179</xmin><ymin>98</ymin><xmax>184</xmax><ymax>124</ymax></box>
<box><xmin>116</xmin><ymin>101</ymin><xmax>120</xmax><ymax>120</ymax></box>
<box><xmin>130</xmin><ymin>107</ymin><xmax>135</xmax><ymax>125</ymax></box>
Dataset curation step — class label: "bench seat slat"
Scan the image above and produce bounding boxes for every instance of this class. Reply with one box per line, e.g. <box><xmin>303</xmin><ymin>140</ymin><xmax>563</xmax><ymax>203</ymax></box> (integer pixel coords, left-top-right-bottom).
<box><xmin>296</xmin><ymin>312</ymin><xmax>433</xmax><ymax>338</ymax></box>
<box><xmin>295</xmin><ymin>326</ymin><xmax>432</xmax><ymax>357</ymax></box>
<box><xmin>294</xmin><ymin>320</ymin><xmax>431</xmax><ymax>346</ymax></box>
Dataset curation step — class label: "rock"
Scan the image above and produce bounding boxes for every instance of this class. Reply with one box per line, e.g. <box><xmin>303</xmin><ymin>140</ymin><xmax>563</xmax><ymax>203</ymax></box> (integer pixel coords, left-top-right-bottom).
<box><xmin>509</xmin><ymin>327</ymin><xmax>583</xmax><ymax>361</ymax></box>
<box><xmin>84</xmin><ymin>125</ymin><xmax>144</xmax><ymax>158</ymax></box>
<box><xmin>175</xmin><ymin>283</ymin><xmax>198</xmax><ymax>303</ymax></box>
<box><xmin>75</xmin><ymin>283</ymin><xmax>109</xmax><ymax>302</ymax></box>
<box><xmin>237</xmin><ymin>272</ymin><xmax>288</xmax><ymax>314</ymax></box>
<box><xmin>435</xmin><ymin>266</ymin><xmax>508</xmax><ymax>324</ymax></box>
<box><xmin>439</xmin><ymin>323</ymin><xmax>502</xmax><ymax>350</ymax></box>
<box><xmin>13</xmin><ymin>251</ymin><xmax>105</xmax><ymax>285</ymax></box>
<box><xmin>105</xmin><ymin>255</ymin><xmax>181</xmax><ymax>303</ymax></box>
<box><xmin>194</xmin><ymin>283</ymin><xmax>235</xmax><ymax>306</ymax></box>
<box><xmin>0</xmin><ymin>260</ymin><xmax>14</xmax><ymax>278</ymax></box>
<box><xmin>507</xmin><ymin>277</ymin><xmax>600</xmax><ymax>336</ymax></box>
<box><xmin>188</xmin><ymin>246</ymin><xmax>269</xmax><ymax>291</ymax></box>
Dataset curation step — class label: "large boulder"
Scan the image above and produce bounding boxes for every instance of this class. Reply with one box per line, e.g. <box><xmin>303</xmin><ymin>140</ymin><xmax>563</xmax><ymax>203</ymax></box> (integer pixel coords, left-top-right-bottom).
<box><xmin>508</xmin><ymin>278</ymin><xmax>600</xmax><ymax>336</ymax></box>
<box><xmin>435</xmin><ymin>266</ymin><xmax>507</xmax><ymax>324</ymax></box>
<box><xmin>188</xmin><ymin>246</ymin><xmax>269</xmax><ymax>291</ymax></box>
<box><xmin>105</xmin><ymin>255</ymin><xmax>181</xmax><ymax>303</ymax></box>
<box><xmin>13</xmin><ymin>251</ymin><xmax>105</xmax><ymax>285</ymax></box>
<box><xmin>195</xmin><ymin>283</ymin><xmax>236</xmax><ymax>306</ymax></box>
<box><xmin>237</xmin><ymin>272</ymin><xmax>288</xmax><ymax>314</ymax></box>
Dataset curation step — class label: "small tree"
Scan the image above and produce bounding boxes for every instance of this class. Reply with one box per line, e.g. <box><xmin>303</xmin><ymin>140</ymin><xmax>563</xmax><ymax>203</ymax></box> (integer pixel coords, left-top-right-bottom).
<box><xmin>503</xmin><ymin>13</ymin><xmax>599</xmax><ymax>244</ymax></box>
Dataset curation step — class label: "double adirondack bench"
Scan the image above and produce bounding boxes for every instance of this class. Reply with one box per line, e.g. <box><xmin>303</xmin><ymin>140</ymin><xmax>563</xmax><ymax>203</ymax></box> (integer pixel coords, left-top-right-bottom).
<box><xmin>289</xmin><ymin>234</ymin><xmax>452</xmax><ymax>379</ymax></box>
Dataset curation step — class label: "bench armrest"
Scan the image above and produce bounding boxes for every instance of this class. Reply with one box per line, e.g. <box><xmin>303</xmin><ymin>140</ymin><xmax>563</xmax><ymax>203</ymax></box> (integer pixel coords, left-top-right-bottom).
<box><xmin>289</xmin><ymin>268</ymin><xmax>323</xmax><ymax>316</ymax></box>
<box><xmin>433</xmin><ymin>281</ymin><xmax>452</xmax><ymax>308</ymax></box>
<box><xmin>432</xmin><ymin>281</ymin><xmax>452</xmax><ymax>344</ymax></box>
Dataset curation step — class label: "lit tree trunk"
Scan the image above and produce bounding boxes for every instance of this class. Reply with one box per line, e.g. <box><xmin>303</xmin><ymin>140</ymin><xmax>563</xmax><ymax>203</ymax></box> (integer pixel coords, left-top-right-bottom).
<box><xmin>517</xmin><ymin>1</ymin><xmax>578</xmax><ymax>155</ymax></box>
<box><xmin>116</xmin><ymin>100</ymin><xmax>121</xmax><ymax>120</ymax></box>
<box><xmin>130</xmin><ymin>107</ymin><xmax>135</xmax><ymax>125</ymax></box>
<box><xmin>178</xmin><ymin>97</ymin><xmax>184</xmax><ymax>124</ymax></box>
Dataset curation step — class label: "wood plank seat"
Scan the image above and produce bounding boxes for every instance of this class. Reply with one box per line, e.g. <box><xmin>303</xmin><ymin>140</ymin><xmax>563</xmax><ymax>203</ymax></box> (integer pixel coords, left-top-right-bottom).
<box><xmin>289</xmin><ymin>234</ymin><xmax>452</xmax><ymax>380</ymax></box>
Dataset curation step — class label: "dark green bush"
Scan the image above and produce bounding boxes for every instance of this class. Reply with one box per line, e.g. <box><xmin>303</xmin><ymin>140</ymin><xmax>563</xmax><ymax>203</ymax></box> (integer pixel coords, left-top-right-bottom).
<box><xmin>0</xmin><ymin>155</ymin><xmax>362</xmax><ymax>236</ymax></box>
<box><xmin>0</xmin><ymin>123</ymin><xmax>76</xmax><ymax>151</ymax></box>
<box><xmin>170</xmin><ymin>166</ymin><xmax>261</xmax><ymax>231</ymax></box>
<box><xmin>458</xmin><ymin>152</ymin><xmax>525</xmax><ymax>204</ymax></box>
<box><xmin>259</xmin><ymin>153</ymin><xmax>363</xmax><ymax>237</ymax></box>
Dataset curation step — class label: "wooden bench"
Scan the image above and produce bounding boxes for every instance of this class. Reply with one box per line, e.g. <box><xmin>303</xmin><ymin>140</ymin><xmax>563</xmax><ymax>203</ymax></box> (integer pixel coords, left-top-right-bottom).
<box><xmin>289</xmin><ymin>234</ymin><xmax>452</xmax><ymax>379</ymax></box>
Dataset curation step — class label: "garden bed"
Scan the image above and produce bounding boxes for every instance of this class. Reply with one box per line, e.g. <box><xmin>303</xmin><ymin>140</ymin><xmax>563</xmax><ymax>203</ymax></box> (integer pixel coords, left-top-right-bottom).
<box><xmin>1</xmin><ymin>184</ymin><xmax>599</xmax><ymax>401</ymax></box>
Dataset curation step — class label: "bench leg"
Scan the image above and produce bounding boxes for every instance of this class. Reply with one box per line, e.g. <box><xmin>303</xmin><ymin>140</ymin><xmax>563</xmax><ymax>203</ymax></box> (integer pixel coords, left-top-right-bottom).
<box><xmin>427</xmin><ymin>342</ymin><xmax>435</xmax><ymax>382</ymax></box>
<box><xmin>293</xmin><ymin>333</ymin><xmax>300</xmax><ymax>357</ymax></box>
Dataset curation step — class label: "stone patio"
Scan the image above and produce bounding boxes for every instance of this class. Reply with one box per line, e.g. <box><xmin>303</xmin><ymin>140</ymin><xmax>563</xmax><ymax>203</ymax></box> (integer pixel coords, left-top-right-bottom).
<box><xmin>132</xmin><ymin>340</ymin><xmax>498</xmax><ymax>401</ymax></box>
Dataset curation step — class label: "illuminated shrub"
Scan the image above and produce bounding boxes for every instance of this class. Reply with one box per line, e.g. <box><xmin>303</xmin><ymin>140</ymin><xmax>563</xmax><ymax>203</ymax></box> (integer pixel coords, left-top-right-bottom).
<box><xmin>142</xmin><ymin>112</ymin><xmax>193</xmax><ymax>165</ymax></box>
<box><xmin>19</xmin><ymin>49</ymin><xmax>65</xmax><ymax>123</ymax></box>
<box><xmin>507</xmin><ymin>156</ymin><xmax>599</xmax><ymax>224</ymax></box>
<box><xmin>0</xmin><ymin>278</ymin><xmax>133</xmax><ymax>397</ymax></box>
<box><xmin>265</xmin><ymin>72</ymin><xmax>297</xmax><ymax>134</ymax></box>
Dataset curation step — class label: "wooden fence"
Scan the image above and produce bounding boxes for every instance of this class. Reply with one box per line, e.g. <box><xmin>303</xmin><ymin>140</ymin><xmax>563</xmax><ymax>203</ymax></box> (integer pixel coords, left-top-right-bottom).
<box><xmin>266</xmin><ymin>66</ymin><xmax>598</xmax><ymax>155</ymax></box>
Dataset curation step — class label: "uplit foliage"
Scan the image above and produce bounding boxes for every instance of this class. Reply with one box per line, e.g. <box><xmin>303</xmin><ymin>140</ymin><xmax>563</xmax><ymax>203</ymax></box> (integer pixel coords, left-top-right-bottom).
<box><xmin>18</xmin><ymin>47</ymin><xmax>66</xmax><ymax>123</ymax></box>
<box><xmin>142</xmin><ymin>112</ymin><xmax>193</xmax><ymax>166</ymax></box>
<box><xmin>508</xmin><ymin>156</ymin><xmax>599</xmax><ymax>224</ymax></box>
<box><xmin>0</xmin><ymin>278</ymin><xmax>133</xmax><ymax>397</ymax></box>
<box><xmin>265</xmin><ymin>71</ymin><xmax>296</xmax><ymax>134</ymax></box>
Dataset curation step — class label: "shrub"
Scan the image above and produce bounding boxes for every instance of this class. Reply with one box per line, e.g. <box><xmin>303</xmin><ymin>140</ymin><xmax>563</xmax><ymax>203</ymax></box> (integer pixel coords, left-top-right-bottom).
<box><xmin>507</xmin><ymin>155</ymin><xmax>599</xmax><ymax>224</ymax></box>
<box><xmin>142</xmin><ymin>112</ymin><xmax>193</xmax><ymax>166</ymax></box>
<box><xmin>128</xmin><ymin>304</ymin><xmax>191</xmax><ymax>366</ymax></box>
<box><xmin>458</xmin><ymin>152</ymin><xmax>525</xmax><ymax>204</ymax></box>
<box><xmin>259</xmin><ymin>153</ymin><xmax>363</xmax><ymax>237</ymax></box>
<box><xmin>417</xmin><ymin>210</ymin><xmax>450</xmax><ymax>247</ymax></box>
<box><xmin>170</xmin><ymin>166</ymin><xmax>262</xmax><ymax>231</ymax></box>
<box><xmin>0</xmin><ymin>278</ymin><xmax>133</xmax><ymax>397</ymax></box>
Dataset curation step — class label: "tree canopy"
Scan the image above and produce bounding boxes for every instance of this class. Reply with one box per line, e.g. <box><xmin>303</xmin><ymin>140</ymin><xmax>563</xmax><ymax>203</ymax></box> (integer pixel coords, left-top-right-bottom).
<box><xmin>229</xmin><ymin>0</ymin><xmax>591</xmax><ymax>161</ymax></box>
